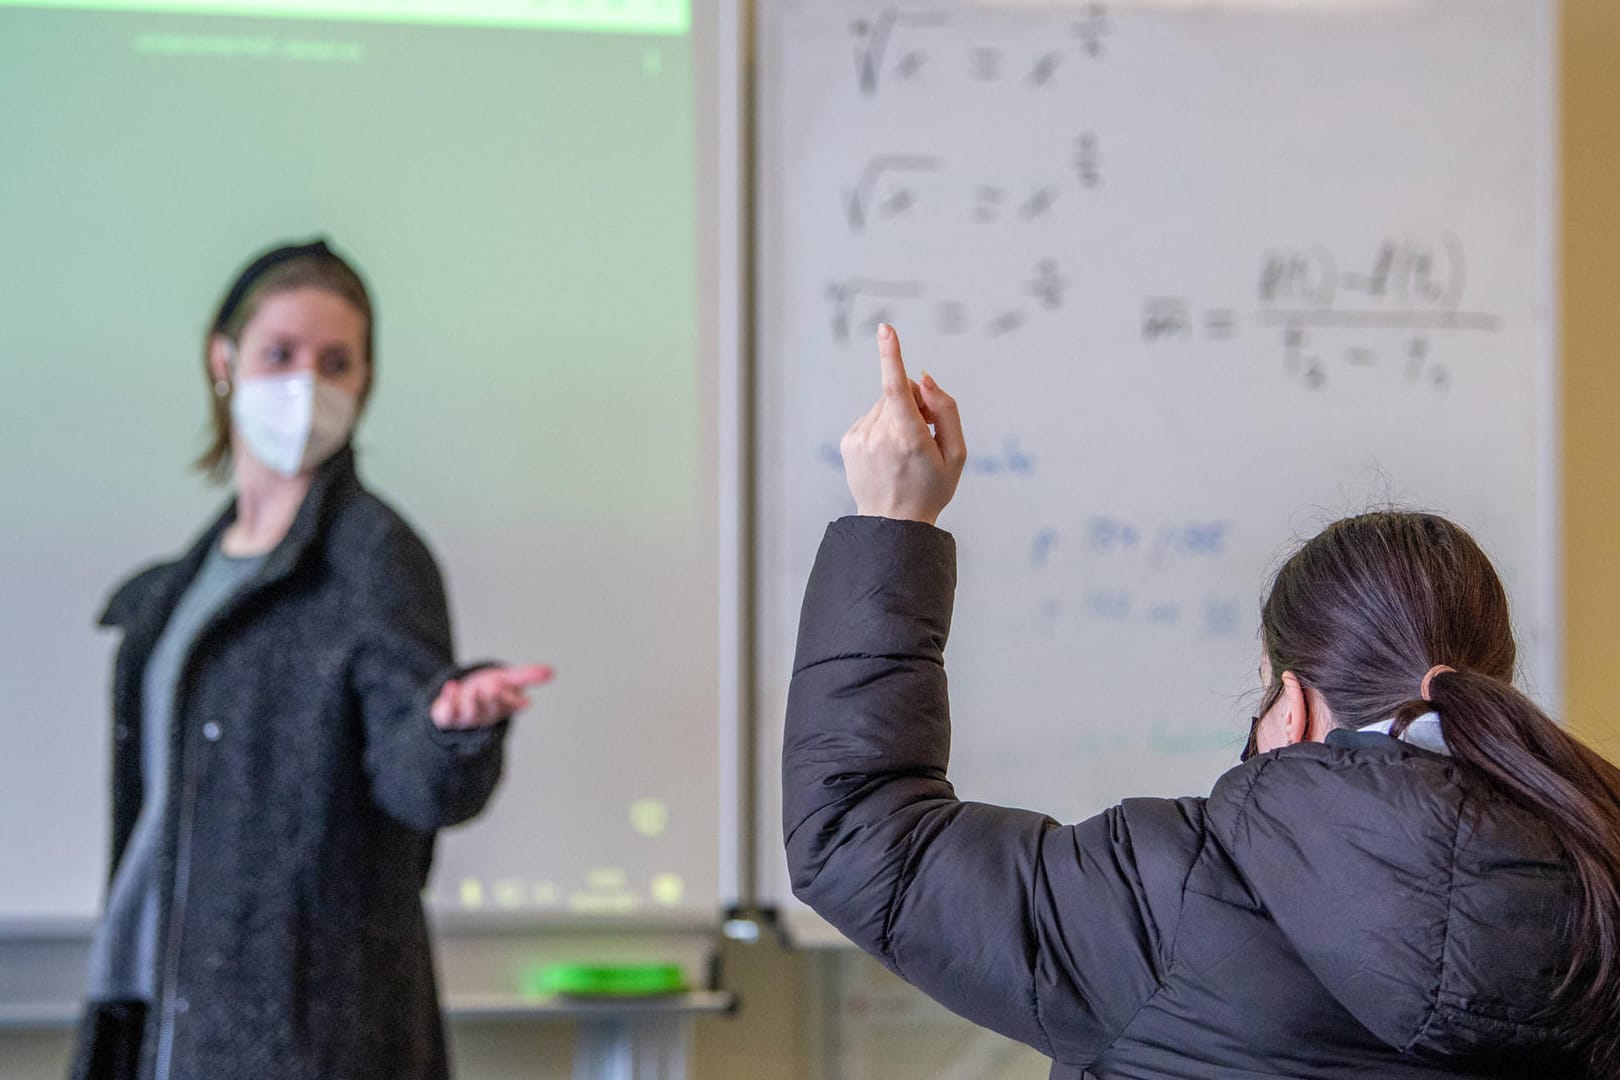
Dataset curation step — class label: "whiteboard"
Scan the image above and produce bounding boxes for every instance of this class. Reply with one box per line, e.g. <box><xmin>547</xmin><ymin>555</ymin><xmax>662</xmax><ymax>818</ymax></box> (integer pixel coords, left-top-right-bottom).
<box><xmin>0</xmin><ymin>0</ymin><xmax>743</xmax><ymax>933</ymax></box>
<box><xmin>755</xmin><ymin>0</ymin><xmax>1558</xmax><ymax>941</ymax></box>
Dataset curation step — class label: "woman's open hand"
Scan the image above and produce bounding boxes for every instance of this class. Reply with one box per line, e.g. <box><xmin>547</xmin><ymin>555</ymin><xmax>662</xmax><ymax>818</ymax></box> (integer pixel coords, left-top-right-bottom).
<box><xmin>840</xmin><ymin>324</ymin><xmax>967</xmax><ymax>525</ymax></box>
<box><xmin>431</xmin><ymin>663</ymin><xmax>553</xmax><ymax>730</ymax></box>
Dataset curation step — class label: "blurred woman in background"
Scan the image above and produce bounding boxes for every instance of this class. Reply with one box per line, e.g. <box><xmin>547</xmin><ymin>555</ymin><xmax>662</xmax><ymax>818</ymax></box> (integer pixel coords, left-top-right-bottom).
<box><xmin>74</xmin><ymin>239</ymin><xmax>551</xmax><ymax>1080</ymax></box>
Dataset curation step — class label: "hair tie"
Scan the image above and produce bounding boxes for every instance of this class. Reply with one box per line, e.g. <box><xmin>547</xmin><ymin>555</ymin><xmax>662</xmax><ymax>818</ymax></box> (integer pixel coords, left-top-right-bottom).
<box><xmin>1420</xmin><ymin>664</ymin><xmax>1456</xmax><ymax>702</ymax></box>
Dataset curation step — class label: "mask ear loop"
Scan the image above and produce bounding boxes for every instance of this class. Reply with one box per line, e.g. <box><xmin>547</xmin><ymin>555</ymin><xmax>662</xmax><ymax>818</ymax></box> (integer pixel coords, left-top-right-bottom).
<box><xmin>1242</xmin><ymin>677</ymin><xmax>1286</xmax><ymax>762</ymax></box>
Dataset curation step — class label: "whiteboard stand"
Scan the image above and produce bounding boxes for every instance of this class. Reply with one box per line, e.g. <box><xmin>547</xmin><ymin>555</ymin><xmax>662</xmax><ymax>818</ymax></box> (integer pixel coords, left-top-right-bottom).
<box><xmin>573</xmin><ymin>1012</ymin><xmax>690</xmax><ymax>1080</ymax></box>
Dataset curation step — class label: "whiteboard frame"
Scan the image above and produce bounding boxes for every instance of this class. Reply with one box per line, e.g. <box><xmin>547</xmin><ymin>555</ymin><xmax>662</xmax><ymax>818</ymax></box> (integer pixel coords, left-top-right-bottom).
<box><xmin>750</xmin><ymin>0</ymin><xmax>1563</xmax><ymax>946</ymax></box>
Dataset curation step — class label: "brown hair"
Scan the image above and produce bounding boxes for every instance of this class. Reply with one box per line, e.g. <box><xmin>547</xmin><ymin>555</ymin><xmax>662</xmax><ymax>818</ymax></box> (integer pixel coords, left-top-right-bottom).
<box><xmin>1259</xmin><ymin>511</ymin><xmax>1620</xmax><ymax>1071</ymax></box>
<box><xmin>197</xmin><ymin>249</ymin><xmax>375</xmax><ymax>481</ymax></box>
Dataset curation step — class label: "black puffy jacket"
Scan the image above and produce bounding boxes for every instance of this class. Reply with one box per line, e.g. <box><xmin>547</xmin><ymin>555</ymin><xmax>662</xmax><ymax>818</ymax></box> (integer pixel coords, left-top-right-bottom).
<box><xmin>73</xmin><ymin>448</ymin><xmax>506</xmax><ymax>1080</ymax></box>
<box><xmin>784</xmin><ymin>517</ymin><xmax>1587</xmax><ymax>1080</ymax></box>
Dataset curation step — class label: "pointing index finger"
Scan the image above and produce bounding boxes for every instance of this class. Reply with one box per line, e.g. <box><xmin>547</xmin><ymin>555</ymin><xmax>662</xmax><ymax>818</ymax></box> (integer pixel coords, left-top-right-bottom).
<box><xmin>878</xmin><ymin>323</ymin><xmax>912</xmax><ymax>401</ymax></box>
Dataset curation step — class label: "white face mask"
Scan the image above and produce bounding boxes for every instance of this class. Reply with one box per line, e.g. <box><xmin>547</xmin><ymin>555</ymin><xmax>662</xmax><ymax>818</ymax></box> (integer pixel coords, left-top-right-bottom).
<box><xmin>229</xmin><ymin>370</ymin><xmax>358</xmax><ymax>478</ymax></box>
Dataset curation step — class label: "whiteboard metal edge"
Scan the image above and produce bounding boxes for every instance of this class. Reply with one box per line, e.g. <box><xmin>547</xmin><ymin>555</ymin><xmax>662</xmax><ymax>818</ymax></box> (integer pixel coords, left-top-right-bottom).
<box><xmin>1535</xmin><ymin>0</ymin><xmax>1563</xmax><ymax>714</ymax></box>
<box><xmin>717</xmin><ymin>0</ymin><xmax>755</xmax><ymax>915</ymax></box>
<box><xmin>749</xmin><ymin>0</ymin><xmax>789</xmax><ymax>928</ymax></box>
<box><xmin>748</xmin><ymin>0</ymin><xmax>856</xmax><ymax>949</ymax></box>
<box><xmin>742</xmin><ymin>0</ymin><xmax>952</xmax><ymax>949</ymax></box>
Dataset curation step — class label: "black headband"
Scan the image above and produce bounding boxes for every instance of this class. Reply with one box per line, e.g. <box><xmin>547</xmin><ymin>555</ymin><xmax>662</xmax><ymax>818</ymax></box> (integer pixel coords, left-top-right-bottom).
<box><xmin>211</xmin><ymin>238</ymin><xmax>336</xmax><ymax>335</ymax></box>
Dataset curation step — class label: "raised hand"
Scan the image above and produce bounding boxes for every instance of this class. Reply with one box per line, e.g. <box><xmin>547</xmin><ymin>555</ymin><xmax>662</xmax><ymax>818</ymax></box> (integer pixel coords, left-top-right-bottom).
<box><xmin>430</xmin><ymin>663</ymin><xmax>553</xmax><ymax>731</ymax></box>
<box><xmin>838</xmin><ymin>324</ymin><xmax>967</xmax><ymax>525</ymax></box>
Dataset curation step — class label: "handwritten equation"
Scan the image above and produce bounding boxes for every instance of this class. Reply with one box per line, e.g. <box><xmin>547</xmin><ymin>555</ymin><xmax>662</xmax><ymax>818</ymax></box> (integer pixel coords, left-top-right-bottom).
<box><xmin>826</xmin><ymin>259</ymin><xmax>1069</xmax><ymax>343</ymax></box>
<box><xmin>843</xmin><ymin>140</ymin><xmax>1103</xmax><ymax>232</ymax></box>
<box><xmin>1034</xmin><ymin>589</ymin><xmax>1244</xmax><ymax>640</ymax></box>
<box><xmin>1018</xmin><ymin>516</ymin><xmax>1244</xmax><ymax>639</ymax></box>
<box><xmin>1142</xmin><ymin>237</ymin><xmax>1502</xmax><ymax>392</ymax></box>
<box><xmin>851</xmin><ymin>4</ymin><xmax>1111</xmax><ymax>96</ymax></box>
<box><xmin>1029</xmin><ymin>517</ymin><xmax>1232</xmax><ymax>571</ymax></box>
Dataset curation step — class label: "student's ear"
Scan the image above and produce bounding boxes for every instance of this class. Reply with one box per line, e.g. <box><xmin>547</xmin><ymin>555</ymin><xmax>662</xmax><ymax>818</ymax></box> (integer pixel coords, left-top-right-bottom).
<box><xmin>1277</xmin><ymin>671</ymin><xmax>1311</xmax><ymax>746</ymax></box>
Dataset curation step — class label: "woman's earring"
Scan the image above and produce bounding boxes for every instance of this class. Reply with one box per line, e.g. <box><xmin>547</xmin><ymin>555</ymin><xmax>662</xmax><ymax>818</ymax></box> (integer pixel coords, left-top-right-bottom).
<box><xmin>214</xmin><ymin>378</ymin><xmax>230</xmax><ymax>398</ymax></box>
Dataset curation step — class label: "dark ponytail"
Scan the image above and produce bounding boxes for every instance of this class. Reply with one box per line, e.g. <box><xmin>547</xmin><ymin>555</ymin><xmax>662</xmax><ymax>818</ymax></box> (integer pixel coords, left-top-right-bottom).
<box><xmin>1418</xmin><ymin>671</ymin><xmax>1620</xmax><ymax>1075</ymax></box>
<box><xmin>1261</xmin><ymin>512</ymin><xmax>1620</xmax><ymax>1072</ymax></box>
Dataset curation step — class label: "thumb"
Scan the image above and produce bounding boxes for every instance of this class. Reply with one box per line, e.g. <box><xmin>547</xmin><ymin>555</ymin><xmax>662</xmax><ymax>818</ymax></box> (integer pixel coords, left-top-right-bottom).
<box><xmin>919</xmin><ymin>372</ymin><xmax>966</xmax><ymax>469</ymax></box>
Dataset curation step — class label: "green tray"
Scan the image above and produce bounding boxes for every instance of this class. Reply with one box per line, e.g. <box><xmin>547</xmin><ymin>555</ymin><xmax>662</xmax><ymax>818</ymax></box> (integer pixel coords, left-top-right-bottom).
<box><xmin>525</xmin><ymin>963</ymin><xmax>689</xmax><ymax>998</ymax></box>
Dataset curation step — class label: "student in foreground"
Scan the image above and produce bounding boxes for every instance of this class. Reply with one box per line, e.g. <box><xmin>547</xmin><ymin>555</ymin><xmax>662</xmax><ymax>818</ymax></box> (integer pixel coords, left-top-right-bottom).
<box><xmin>783</xmin><ymin>323</ymin><xmax>1620</xmax><ymax>1079</ymax></box>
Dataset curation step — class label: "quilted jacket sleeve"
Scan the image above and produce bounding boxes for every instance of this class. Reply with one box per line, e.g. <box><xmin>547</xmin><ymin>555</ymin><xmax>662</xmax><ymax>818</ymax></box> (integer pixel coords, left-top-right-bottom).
<box><xmin>351</xmin><ymin>518</ymin><xmax>508</xmax><ymax>832</ymax></box>
<box><xmin>783</xmin><ymin>516</ymin><xmax>1203</xmax><ymax>1066</ymax></box>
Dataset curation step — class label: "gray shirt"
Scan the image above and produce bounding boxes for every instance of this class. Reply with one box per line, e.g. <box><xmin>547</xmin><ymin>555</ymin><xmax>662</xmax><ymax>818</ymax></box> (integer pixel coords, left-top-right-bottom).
<box><xmin>87</xmin><ymin>542</ymin><xmax>264</xmax><ymax>1001</ymax></box>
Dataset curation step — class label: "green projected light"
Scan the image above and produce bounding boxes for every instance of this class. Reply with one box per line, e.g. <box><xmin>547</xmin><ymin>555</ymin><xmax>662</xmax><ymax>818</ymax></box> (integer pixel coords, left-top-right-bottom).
<box><xmin>0</xmin><ymin>0</ymin><xmax>689</xmax><ymax>34</ymax></box>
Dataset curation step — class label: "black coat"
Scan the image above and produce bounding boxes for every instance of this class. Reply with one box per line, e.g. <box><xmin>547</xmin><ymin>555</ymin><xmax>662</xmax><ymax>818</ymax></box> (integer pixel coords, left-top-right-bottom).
<box><xmin>73</xmin><ymin>449</ymin><xmax>507</xmax><ymax>1080</ymax></box>
<box><xmin>784</xmin><ymin>517</ymin><xmax>1586</xmax><ymax>1080</ymax></box>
